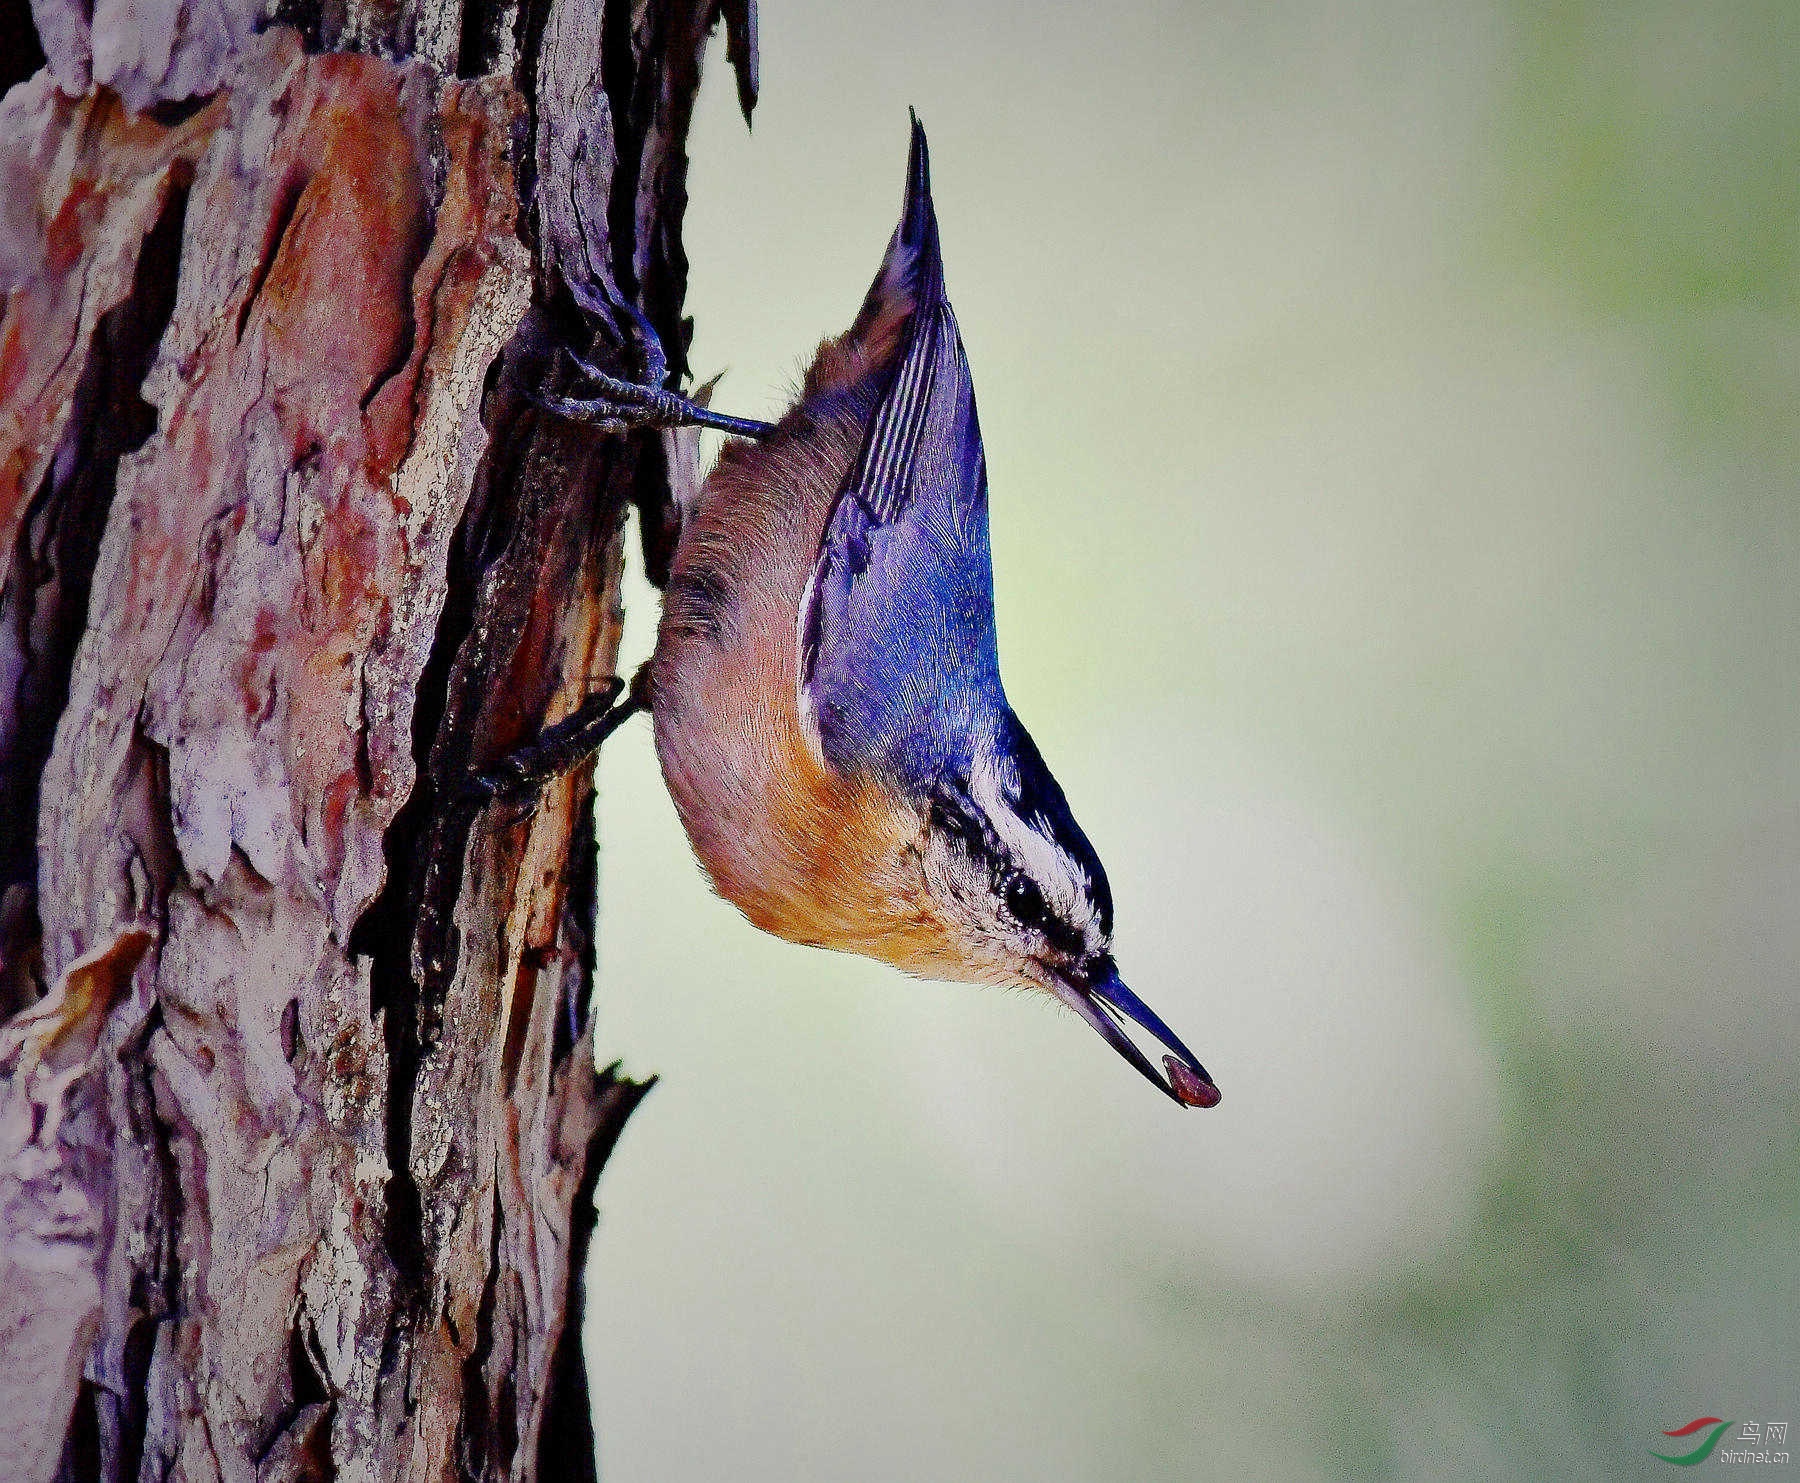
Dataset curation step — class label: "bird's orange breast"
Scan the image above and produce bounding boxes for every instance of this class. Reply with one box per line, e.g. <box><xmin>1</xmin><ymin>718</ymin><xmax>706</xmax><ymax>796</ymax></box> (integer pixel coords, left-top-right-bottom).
<box><xmin>645</xmin><ymin>262</ymin><xmax>978</xmax><ymax>971</ymax></box>
<box><xmin>648</xmin><ymin>389</ymin><xmax>920</xmax><ymax>958</ymax></box>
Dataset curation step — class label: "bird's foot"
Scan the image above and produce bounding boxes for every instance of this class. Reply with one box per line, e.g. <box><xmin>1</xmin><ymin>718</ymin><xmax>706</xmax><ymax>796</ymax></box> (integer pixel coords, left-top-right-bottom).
<box><xmin>532</xmin><ymin>303</ymin><xmax>776</xmax><ymax>441</ymax></box>
<box><xmin>461</xmin><ymin>675</ymin><xmax>647</xmax><ymax>816</ymax></box>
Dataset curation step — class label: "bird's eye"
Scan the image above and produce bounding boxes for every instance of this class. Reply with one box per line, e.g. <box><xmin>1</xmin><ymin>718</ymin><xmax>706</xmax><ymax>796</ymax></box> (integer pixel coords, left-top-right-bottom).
<box><xmin>1002</xmin><ymin>874</ymin><xmax>1045</xmax><ymax>928</ymax></box>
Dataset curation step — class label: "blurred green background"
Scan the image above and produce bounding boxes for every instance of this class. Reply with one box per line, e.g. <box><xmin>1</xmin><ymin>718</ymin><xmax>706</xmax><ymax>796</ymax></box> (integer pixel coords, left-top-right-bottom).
<box><xmin>585</xmin><ymin>2</ymin><xmax>1800</xmax><ymax>1478</ymax></box>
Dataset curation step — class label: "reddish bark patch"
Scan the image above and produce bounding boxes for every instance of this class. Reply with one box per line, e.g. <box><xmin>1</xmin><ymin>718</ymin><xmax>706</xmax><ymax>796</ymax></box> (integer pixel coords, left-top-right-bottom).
<box><xmin>0</xmin><ymin>85</ymin><xmax>224</xmax><ymax>553</ymax></box>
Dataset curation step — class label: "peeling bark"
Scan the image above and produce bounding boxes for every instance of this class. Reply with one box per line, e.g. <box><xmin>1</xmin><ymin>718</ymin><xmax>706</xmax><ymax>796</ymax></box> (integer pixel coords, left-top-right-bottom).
<box><xmin>0</xmin><ymin>0</ymin><xmax>752</xmax><ymax>1477</ymax></box>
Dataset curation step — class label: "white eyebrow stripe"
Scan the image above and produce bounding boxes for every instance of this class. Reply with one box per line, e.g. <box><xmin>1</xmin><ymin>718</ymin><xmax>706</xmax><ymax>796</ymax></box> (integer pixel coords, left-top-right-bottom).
<box><xmin>967</xmin><ymin>752</ymin><xmax>1099</xmax><ymax>935</ymax></box>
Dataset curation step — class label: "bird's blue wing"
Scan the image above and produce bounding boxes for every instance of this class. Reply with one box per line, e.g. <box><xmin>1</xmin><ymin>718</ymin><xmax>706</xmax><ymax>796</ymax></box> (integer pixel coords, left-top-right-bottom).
<box><xmin>799</xmin><ymin>121</ymin><xmax>1006</xmax><ymax>791</ymax></box>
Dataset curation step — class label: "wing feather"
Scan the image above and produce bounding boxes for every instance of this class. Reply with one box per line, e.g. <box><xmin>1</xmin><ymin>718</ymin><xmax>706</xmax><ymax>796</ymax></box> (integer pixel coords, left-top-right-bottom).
<box><xmin>797</xmin><ymin>123</ymin><xmax>1004</xmax><ymax>788</ymax></box>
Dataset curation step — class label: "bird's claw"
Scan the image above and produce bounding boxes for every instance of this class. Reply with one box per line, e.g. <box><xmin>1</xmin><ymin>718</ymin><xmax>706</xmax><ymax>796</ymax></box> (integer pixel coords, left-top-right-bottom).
<box><xmin>459</xmin><ymin>676</ymin><xmax>643</xmax><ymax>820</ymax></box>
<box><xmin>529</xmin><ymin>351</ymin><xmax>693</xmax><ymax>434</ymax></box>
<box><xmin>530</xmin><ymin>302</ymin><xmax>777</xmax><ymax>441</ymax></box>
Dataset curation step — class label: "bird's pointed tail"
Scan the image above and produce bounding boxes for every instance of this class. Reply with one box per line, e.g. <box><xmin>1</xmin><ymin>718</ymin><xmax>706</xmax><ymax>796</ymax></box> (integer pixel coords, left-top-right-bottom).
<box><xmin>896</xmin><ymin>110</ymin><xmax>945</xmax><ymax>309</ymax></box>
<box><xmin>798</xmin><ymin>114</ymin><xmax>953</xmax><ymax>404</ymax></box>
<box><xmin>833</xmin><ymin>113</ymin><xmax>946</xmax><ymax>366</ymax></box>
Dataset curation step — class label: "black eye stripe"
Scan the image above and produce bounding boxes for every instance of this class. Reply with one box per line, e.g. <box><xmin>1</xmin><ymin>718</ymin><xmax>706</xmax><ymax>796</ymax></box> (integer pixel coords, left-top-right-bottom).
<box><xmin>992</xmin><ymin>711</ymin><xmax>1115</xmax><ymax>939</ymax></box>
<box><xmin>929</xmin><ymin>788</ymin><xmax>992</xmax><ymax>858</ymax></box>
<box><xmin>1038</xmin><ymin>909</ymin><xmax>1086</xmax><ymax>956</ymax></box>
<box><xmin>997</xmin><ymin>867</ymin><xmax>1087</xmax><ymax>953</ymax></box>
<box><xmin>931</xmin><ymin>773</ymin><xmax>1105</xmax><ymax>954</ymax></box>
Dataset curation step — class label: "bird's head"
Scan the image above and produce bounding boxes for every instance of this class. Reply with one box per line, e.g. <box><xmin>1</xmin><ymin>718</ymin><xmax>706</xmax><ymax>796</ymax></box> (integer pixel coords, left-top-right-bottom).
<box><xmin>884</xmin><ymin>710</ymin><xmax>1218</xmax><ymax>1109</ymax></box>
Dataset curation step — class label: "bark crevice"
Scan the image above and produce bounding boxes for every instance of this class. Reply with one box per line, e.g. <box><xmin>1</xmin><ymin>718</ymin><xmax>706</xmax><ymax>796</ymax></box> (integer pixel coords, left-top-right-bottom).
<box><xmin>234</xmin><ymin>164</ymin><xmax>309</xmax><ymax>346</ymax></box>
<box><xmin>0</xmin><ymin>162</ymin><xmax>192</xmax><ymax>1021</ymax></box>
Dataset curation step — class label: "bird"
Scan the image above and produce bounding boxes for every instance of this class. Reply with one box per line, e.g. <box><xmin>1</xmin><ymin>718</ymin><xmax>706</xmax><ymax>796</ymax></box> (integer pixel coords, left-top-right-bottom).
<box><xmin>485</xmin><ymin>116</ymin><xmax>1219</xmax><ymax>1109</ymax></box>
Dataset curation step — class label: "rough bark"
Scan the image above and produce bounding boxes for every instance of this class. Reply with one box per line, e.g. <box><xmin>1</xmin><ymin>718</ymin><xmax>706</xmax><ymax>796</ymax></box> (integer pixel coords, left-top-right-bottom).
<box><xmin>0</xmin><ymin>0</ymin><xmax>752</xmax><ymax>1477</ymax></box>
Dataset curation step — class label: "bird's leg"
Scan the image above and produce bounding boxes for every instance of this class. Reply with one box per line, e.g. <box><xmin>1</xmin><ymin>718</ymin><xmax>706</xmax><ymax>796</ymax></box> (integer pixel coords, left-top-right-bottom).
<box><xmin>534</xmin><ymin>302</ymin><xmax>777</xmax><ymax>441</ymax></box>
<box><xmin>462</xmin><ymin>674</ymin><xmax>647</xmax><ymax>814</ymax></box>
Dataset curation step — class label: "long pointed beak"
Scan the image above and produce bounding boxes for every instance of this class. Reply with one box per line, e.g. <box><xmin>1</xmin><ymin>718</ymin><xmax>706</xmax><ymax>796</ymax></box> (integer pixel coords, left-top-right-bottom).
<box><xmin>1050</xmin><ymin>958</ymin><xmax>1220</xmax><ymax>1109</ymax></box>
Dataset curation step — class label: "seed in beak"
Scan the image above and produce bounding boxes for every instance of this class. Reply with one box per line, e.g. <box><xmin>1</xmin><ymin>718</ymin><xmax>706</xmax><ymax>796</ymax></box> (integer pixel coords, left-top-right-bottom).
<box><xmin>1164</xmin><ymin>1055</ymin><xmax>1221</xmax><ymax>1108</ymax></box>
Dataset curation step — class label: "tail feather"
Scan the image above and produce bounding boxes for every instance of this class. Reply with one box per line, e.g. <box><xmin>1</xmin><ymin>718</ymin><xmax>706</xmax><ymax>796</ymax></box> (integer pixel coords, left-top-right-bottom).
<box><xmin>803</xmin><ymin>113</ymin><xmax>945</xmax><ymax>400</ymax></box>
<box><xmin>893</xmin><ymin>110</ymin><xmax>945</xmax><ymax>311</ymax></box>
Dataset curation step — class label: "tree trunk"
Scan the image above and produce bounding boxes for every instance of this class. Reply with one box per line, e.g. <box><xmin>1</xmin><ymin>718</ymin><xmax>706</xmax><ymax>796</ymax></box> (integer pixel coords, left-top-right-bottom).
<box><xmin>0</xmin><ymin>0</ymin><xmax>753</xmax><ymax>1476</ymax></box>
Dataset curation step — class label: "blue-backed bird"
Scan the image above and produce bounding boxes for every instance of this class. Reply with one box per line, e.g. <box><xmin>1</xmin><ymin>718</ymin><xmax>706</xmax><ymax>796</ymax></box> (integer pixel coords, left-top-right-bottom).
<box><xmin>485</xmin><ymin>117</ymin><xmax>1218</xmax><ymax>1108</ymax></box>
